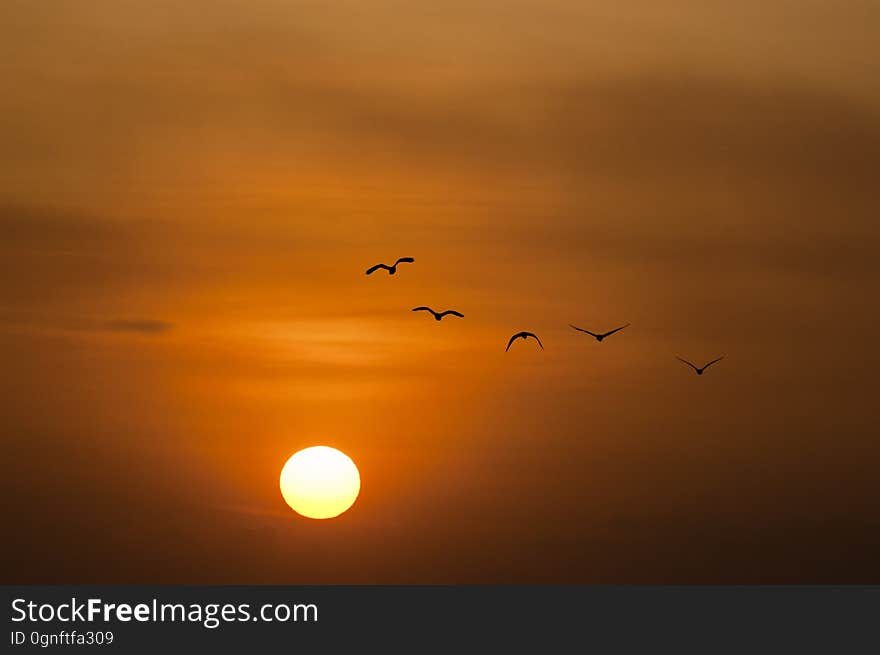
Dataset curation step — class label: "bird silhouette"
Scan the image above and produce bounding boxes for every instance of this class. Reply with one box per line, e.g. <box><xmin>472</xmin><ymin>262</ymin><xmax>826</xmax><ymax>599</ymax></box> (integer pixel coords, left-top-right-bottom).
<box><xmin>569</xmin><ymin>323</ymin><xmax>630</xmax><ymax>342</ymax></box>
<box><xmin>412</xmin><ymin>307</ymin><xmax>464</xmax><ymax>321</ymax></box>
<box><xmin>676</xmin><ymin>356</ymin><xmax>724</xmax><ymax>375</ymax></box>
<box><xmin>506</xmin><ymin>331</ymin><xmax>544</xmax><ymax>352</ymax></box>
<box><xmin>365</xmin><ymin>257</ymin><xmax>415</xmax><ymax>275</ymax></box>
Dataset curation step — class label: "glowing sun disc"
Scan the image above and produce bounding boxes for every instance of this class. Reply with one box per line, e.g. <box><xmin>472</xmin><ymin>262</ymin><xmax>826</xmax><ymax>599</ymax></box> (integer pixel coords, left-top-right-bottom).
<box><xmin>279</xmin><ymin>446</ymin><xmax>360</xmax><ymax>519</ymax></box>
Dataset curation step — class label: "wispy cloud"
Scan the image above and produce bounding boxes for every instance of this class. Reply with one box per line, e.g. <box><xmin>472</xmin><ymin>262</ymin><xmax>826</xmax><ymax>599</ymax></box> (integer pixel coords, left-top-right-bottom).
<box><xmin>100</xmin><ymin>319</ymin><xmax>173</xmax><ymax>334</ymax></box>
<box><xmin>0</xmin><ymin>309</ymin><xmax>173</xmax><ymax>336</ymax></box>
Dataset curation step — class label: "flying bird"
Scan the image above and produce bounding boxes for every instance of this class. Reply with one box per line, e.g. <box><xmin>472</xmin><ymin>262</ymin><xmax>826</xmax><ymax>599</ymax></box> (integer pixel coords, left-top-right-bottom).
<box><xmin>365</xmin><ymin>257</ymin><xmax>415</xmax><ymax>275</ymax></box>
<box><xmin>569</xmin><ymin>323</ymin><xmax>630</xmax><ymax>342</ymax></box>
<box><xmin>412</xmin><ymin>307</ymin><xmax>464</xmax><ymax>321</ymax></box>
<box><xmin>506</xmin><ymin>331</ymin><xmax>544</xmax><ymax>352</ymax></box>
<box><xmin>676</xmin><ymin>356</ymin><xmax>724</xmax><ymax>375</ymax></box>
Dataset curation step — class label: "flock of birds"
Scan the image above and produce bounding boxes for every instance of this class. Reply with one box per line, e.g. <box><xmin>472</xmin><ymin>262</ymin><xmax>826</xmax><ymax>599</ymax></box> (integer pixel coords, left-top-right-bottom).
<box><xmin>366</xmin><ymin>256</ymin><xmax>724</xmax><ymax>375</ymax></box>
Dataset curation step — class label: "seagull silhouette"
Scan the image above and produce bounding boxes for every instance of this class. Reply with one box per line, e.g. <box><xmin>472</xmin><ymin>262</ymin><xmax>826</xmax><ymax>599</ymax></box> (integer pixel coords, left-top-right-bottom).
<box><xmin>365</xmin><ymin>257</ymin><xmax>415</xmax><ymax>275</ymax></box>
<box><xmin>412</xmin><ymin>307</ymin><xmax>464</xmax><ymax>321</ymax></box>
<box><xmin>676</xmin><ymin>356</ymin><xmax>724</xmax><ymax>375</ymax></box>
<box><xmin>506</xmin><ymin>331</ymin><xmax>544</xmax><ymax>352</ymax></box>
<box><xmin>569</xmin><ymin>323</ymin><xmax>630</xmax><ymax>342</ymax></box>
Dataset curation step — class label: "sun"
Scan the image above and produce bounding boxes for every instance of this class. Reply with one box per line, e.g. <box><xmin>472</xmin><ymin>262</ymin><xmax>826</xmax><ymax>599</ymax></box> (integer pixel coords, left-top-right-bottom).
<box><xmin>279</xmin><ymin>446</ymin><xmax>361</xmax><ymax>519</ymax></box>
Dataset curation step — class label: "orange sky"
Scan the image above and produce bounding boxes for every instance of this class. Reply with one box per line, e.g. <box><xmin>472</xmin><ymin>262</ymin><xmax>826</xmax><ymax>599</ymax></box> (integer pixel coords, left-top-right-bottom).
<box><xmin>2</xmin><ymin>1</ymin><xmax>879</xmax><ymax>583</ymax></box>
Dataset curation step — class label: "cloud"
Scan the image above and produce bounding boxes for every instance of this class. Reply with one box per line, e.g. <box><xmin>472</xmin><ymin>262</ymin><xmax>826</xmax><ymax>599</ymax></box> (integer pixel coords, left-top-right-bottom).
<box><xmin>253</xmin><ymin>72</ymin><xmax>879</xmax><ymax>186</ymax></box>
<box><xmin>100</xmin><ymin>319</ymin><xmax>173</xmax><ymax>334</ymax></box>
<box><xmin>0</xmin><ymin>309</ymin><xmax>173</xmax><ymax>336</ymax></box>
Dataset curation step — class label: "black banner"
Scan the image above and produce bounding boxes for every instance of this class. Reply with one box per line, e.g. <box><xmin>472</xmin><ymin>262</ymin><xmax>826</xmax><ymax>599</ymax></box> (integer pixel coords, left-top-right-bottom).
<box><xmin>3</xmin><ymin>586</ymin><xmax>878</xmax><ymax>652</ymax></box>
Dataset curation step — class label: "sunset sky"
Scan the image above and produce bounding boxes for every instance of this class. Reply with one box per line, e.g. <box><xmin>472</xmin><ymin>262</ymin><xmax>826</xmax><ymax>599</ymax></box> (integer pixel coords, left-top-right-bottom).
<box><xmin>2</xmin><ymin>1</ymin><xmax>879</xmax><ymax>583</ymax></box>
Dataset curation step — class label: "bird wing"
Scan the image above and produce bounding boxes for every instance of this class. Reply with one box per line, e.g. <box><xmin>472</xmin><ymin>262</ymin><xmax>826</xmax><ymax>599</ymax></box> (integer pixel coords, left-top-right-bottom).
<box><xmin>569</xmin><ymin>324</ymin><xmax>599</xmax><ymax>337</ymax></box>
<box><xmin>395</xmin><ymin>257</ymin><xmax>415</xmax><ymax>266</ymax></box>
<box><xmin>703</xmin><ymin>356</ymin><xmax>725</xmax><ymax>370</ymax></box>
<box><xmin>440</xmin><ymin>310</ymin><xmax>464</xmax><ymax>318</ymax></box>
<box><xmin>676</xmin><ymin>356</ymin><xmax>699</xmax><ymax>371</ymax></box>
<box><xmin>412</xmin><ymin>307</ymin><xmax>433</xmax><ymax>313</ymax></box>
<box><xmin>600</xmin><ymin>323</ymin><xmax>630</xmax><ymax>338</ymax></box>
<box><xmin>366</xmin><ymin>264</ymin><xmax>391</xmax><ymax>275</ymax></box>
<box><xmin>505</xmin><ymin>334</ymin><xmax>518</xmax><ymax>351</ymax></box>
<box><xmin>527</xmin><ymin>333</ymin><xmax>544</xmax><ymax>349</ymax></box>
